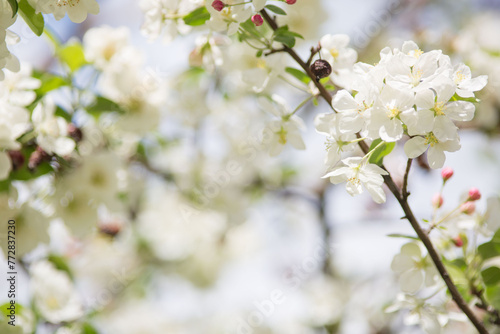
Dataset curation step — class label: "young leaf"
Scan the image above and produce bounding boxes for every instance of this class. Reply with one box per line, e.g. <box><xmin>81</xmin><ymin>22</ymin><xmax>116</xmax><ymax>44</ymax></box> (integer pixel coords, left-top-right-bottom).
<box><xmin>183</xmin><ymin>7</ymin><xmax>210</xmax><ymax>26</ymax></box>
<box><xmin>387</xmin><ymin>234</ymin><xmax>419</xmax><ymax>240</ymax></box>
<box><xmin>34</xmin><ymin>72</ymin><xmax>68</xmax><ymax>95</ymax></box>
<box><xmin>285</xmin><ymin>67</ymin><xmax>311</xmax><ymax>84</ymax></box>
<box><xmin>82</xmin><ymin>323</ymin><xmax>99</xmax><ymax>334</ymax></box>
<box><xmin>368</xmin><ymin>139</ymin><xmax>395</xmax><ymax>165</ymax></box>
<box><xmin>58</xmin><ymin>42</ymin><xmax>87</xmax><ymax>72</ymax></box>
<box><xmin>7</xmin><ymin>0</ymin><xmax>18</xmax><ymax>17</ymax></box>
<box><xmin>265</xmin><ymin>4</ymin><xmax>286</xmax><ymax>15</ymax></box>
<box><xmin>481</xmin><ymin>267</ymin><xmax>500</xmax><ymax>286</ymax></box>
<box><xmin>274</xmin><ymin>33</ymin><xmax>295</xmax><ymax>48</ymax></box>
<box><xmin>87</xmin><ymin>96</ymin><xmax>125</xmax><ymax>116</ymax></box>
<box><xmin>18</xmin><ymin>0</ymin><xmax>44</xmax><ymax>36</ymax></box>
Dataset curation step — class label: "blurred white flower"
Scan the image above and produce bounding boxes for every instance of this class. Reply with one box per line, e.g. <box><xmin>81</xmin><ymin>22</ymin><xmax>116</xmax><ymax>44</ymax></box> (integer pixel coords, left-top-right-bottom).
<box><xmin>138</xmin><ymin>186</ymin><xmax>226</xmax><ymax>261</ymax></box>
<box><xmin>140</xmin><ymin>0</ymin><xmax>199</xmax><ymax>42</ymax></box>
<box><xmin>386</xmin><ymin>293</ymin><xmax>450</xmax><ymax>334</ymax></box>
<box><xmin>83</xmin><ymin>26</ymin><xmax>131</xmax><ymax>70</ymax></box>
<box><xmin>30</xmin><ymin>261</ymin><xmax>83</xmax><ymax>323</ymax></box>
<box><xmin>0</xmin><ymin>63</ymin><xmax>40</xmax><ymax>106</ymax></box>
<box><xmin>315</xmin><ymin>112</ymin><xmax>356</xmax><ymax>167</ymax></box>
<box><xmin>28</xmin><ymin>0</ymin><xmax>99</xmax><ymax>23</ymax></box>
<box><xmin>391</xmin><ymin>242</ymin><xmax>439</xmax><ymax>294</ymax></box>
<box><xmin>260</xmin><ymin>95</ymin><xmax>306</xmax><ymax>156</ymax></box>
<box><xmin>206</xmin><ymin>0</ymin><xmax>252</xmax><ymax>35</ymax></box>
<box><xmin>32</xmin><ymin>99</ymin><xmax>75</xmax><ymax>156</ymax></box>
<box><xmin>319</xmin><ymin>34</ymin><xmax>357</xmax><ymax>70</ymax></box>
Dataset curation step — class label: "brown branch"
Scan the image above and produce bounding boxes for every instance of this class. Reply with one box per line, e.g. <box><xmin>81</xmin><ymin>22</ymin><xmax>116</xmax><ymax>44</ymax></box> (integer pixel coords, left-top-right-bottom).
<box><xmin>260</xmin><ymin>8</ymin><xmax>489</xmax><ymax>334</ymax></box>
<box><xmin>402</xmin><ymin>158</ymin><xmax>412</xmax><ymax>200</ymax></box>
<box><xmin>306</xmin><ymin>44</ymin><xmax>321</xmax><ymax>67</ymax></box>
<box><xmin>472</xmin><ymin>286</ymin><xmax>500</xmax><ymax>326</ymax></box>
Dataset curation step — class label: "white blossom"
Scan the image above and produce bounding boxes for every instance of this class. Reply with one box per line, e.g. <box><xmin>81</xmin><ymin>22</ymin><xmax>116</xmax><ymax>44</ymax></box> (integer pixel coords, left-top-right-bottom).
<box><xmin>323</xmin><ymin>157</ymin><xmax>388</xmax><ymax>203</ymax></box>
<box><xmin>30</xmin><ymin>261</ymin><xmax>83</xmax><ymax>323</ymax></box>
<box><xmin>28</xmin><ymin>0</ymin><xmax>99</xmax><ymax>23</ymax></box>
<box><xmin>32</xmin><ymin>99</ymin><xmax>76</xmax><ymax>156</ymax></box>
<box><xmin>260</xmin><ymin>95</ymin><xmax>306</xmax><ymax>156</ymax></box>
<box><xmin>391</xmin><ymin>242</ymin><xmax>439</xmax><ymax>294</ymax></box>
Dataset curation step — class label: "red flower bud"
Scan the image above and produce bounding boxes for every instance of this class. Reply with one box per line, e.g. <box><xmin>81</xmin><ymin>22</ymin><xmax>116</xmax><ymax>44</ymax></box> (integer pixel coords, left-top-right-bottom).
<box><xmin>460</xmin><ymin>201</ymin><xmax>476</xmax><ymax>215</ymax></box>
<box><xmin>251</xmin><ymin>14</ymin><xmax>263</xmax><ymax>26</ymax></box>
<box><xmin>468</xmin><ymin>187</ymin><xmax>481</xmax><ymax>201</ymax></box>
<box><xmin>452</xmin><ymin>236</ymin><xmax>463</xmax><ymax>247</ymax></box>
<box><xmin>286</xmin><ymin>0</ymin><xmax>297</xmax><ymax>4</ymax></box>
<box><xmin>441</xmin><ymin>167</ymin><xmax>454</xmax><ymax>182</ymax></box>
<box><xmin>432</xmin><ymin>193</ymin><xmax>443</xmax><ymax>208</ymax></box>
<box><xmin>212</xmin><ymin>0</ymin><xmax>225</xmax><ymax>11</ymax></box>
<box><xmin>8</xmin><ymin>151</ymin><xmax>25</xmax><ymax>171</ymax></box>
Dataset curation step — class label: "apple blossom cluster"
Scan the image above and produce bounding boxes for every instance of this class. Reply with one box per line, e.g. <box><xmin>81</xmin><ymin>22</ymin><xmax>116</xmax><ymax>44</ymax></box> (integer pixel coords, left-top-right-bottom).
<box><xmin>386</xmin><ymin>167</ymin><xmax>500</xmax><ymax>333</ymax></box>
<box><xmin>316</xmin><ymin>40</ymin><xmax>487</xmax><ymax>203</ymax></box>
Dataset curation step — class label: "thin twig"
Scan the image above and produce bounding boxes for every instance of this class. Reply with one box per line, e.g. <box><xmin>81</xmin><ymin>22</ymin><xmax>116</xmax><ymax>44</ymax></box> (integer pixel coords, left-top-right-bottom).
<box><xmin>402</xmin><ymin>158</ymin><xmax>412</xmax><ymax>200</ymax></box>
<box><xmin>259</xmin><ymin>8</ymin><xmax>489</xmax><ymax>334</ymax></box>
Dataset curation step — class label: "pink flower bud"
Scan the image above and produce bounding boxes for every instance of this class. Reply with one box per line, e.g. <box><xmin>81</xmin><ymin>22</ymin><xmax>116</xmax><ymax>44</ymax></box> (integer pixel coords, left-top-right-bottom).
<box><xmin>452</xmin><ymin>236</ymin><xmax>463</xmax><ymax>247</ymax></box>
<box><xmin>286</xmin><ymin>0</ymin><xmax>297</xmax><ymax>4</ymax></box>
<box><xmin>212</xmin><ymin>0</ymin><xmax>225</xmax><ymax>11</ymax></box>
<box><xmin>251</xmin><ymin>14</ymin><xmax>264</xmax><ymax>26</ymax></box>
<box><xmin>432</xmin><ymin>193</ymin><xmax>443</xmax><ymax>208</ymax></box>
<box><xmin>460</xmin><ymin>201</ymin><xmax>476</xmax><ymax>215</ymax></box>
<box><xmin>468</xmin><ymin>187</ymin><xmax>481</xmax><ymax>201</ymax></box>
<box><xmin>441</xmin><ymin>167</ymin><xmax>454</xmax><ymax>182</ymax></box>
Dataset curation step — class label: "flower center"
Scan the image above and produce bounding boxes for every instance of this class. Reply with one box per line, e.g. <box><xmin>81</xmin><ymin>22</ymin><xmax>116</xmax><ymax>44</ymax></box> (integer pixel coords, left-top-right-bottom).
<box><xmin>424</xmin><ymin>132</ymin><xmax>439</xmax><ymax>147</ymax></box>
<box><xmin>276</xmin><ymin>127</ymin><xmax>287</xmax><ymax>145</ymax></box>
<box><xmin>410</xmin><ymin>67</ymin><xmax>423</xmax><ymax>86</ymax></box>
<box><xmin>387</xmin><ymin>106</ymin><xmax>400</xmax><ymax>119</ymax></box>
<box><xmin>454</xmin><ymin>71</ymin><xmax>466</xmax><ymax>84</ymax></box>
<box><xmin>412</xmin><ymin>49</ymin><xmax>423</xmax><ymax>58</ymax></box>
<box><xmin>329</xmin><ymin>48</ymin><xmax>339</xmax><ymax>59</ymax></box>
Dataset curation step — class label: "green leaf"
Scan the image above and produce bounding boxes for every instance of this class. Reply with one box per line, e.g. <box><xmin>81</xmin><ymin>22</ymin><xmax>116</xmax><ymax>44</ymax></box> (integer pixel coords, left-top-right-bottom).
<box><xmin>48</xmin><ymin>254</ymin><xmax>73</xmax><ymax>279</ymax></box>
<box><xmin>287</xmin><ymin>31</ymin><xmax>304</xmax><ymax>39</ymax></box>
<box><xmin>486</xmin><ymin>285</ymin><xmax>500</xmax><ymax>310</ymax></box>
<box><xmin>451</xmin><ymin>93</ymin><xmax>479</xmax><ymax>103</ymax></box>
<box><xmin>34</xmin><ymin>72</ymin><xmax>68</xmax><ymax>95</ymax></box>
<box><xmin>368</xmin><ymin>139</ymin><xmax>395</xmax><ymax>165</ymax></box>
<box><xmin>81</xmin><ymin>323</ymin><xmax>99</xmax><ymax>334</ymax></box>
<box><xmin>58</xmin><ymin>42</ymin><xmax>87</xmax><ymax>72</ymax></box>
<box><xmin>18</xmin><ymin>0</ymin><xmax>44</xmax><ymax>36</ymax></box>
<box><xmin>7</xmin><ymin>0</ymin><xmax>18</xmax><ymax>17</ymax></box>
<box><xmin>481</xmin><ymin>267</ymin><xmax>500</xmax><ymax>286</ymax></box>
<box><xmin>265</xmin><ymin>4</ymin><xmax>286</xmax><ymax>15</ymax></box>
<box><xmin>285</xmin><ymin>67</ymin><xmax>310</xmax><ymax>84</ymax></box>
<box><xmin>183</xmin><ymin>7</ymin><xmax>210</xmax><ymax>26</ymax></box>
<box><xmin>274</xmin><ymin>33</ymin><xmax>295</xmax><ymax>48</ymax></box>
<box><xmin>8</xmin><ymin>146</ymin><xmax>54</xmax><ymax>181</ymax></box>
<box><xmin>87</xmin><ymin>96</ymin><xmax>125</xmax><ymax>117</ymax></box>
<box><xmin>478</xmin><ymin>242</ymin><xmax>500</xmax><ymax>260</ymax></box>
<box><xmin>54</xmin><ymin>106</ymin><xmax>72</xmax><ymax>123</ymax></box>
<box><xmin>256</xmin><ymin>50</ymin><xmax>263</xmax><ymax>58</ymax></box>
<box><xmin>273</xmin><ymin>25</ymin><xmax>297</xmax><ymax>48</ymax></box>
<box><xmin>387</xmin><ymin>234</ymin><xmax>419</xmax><ymax>240</ymax></box>
<box><xmin>478</xmin><ymin>228</ymin><xmax>500</xmax><ymax>260</ymax></box>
